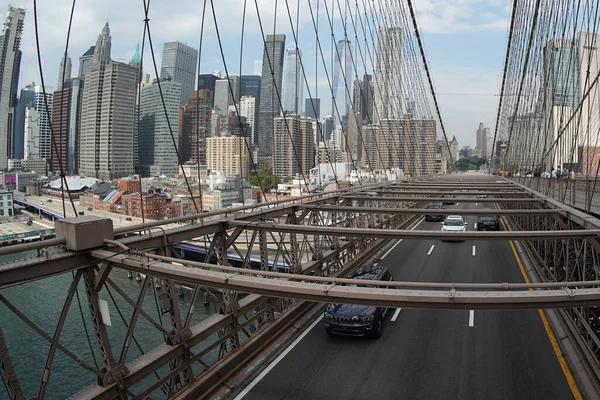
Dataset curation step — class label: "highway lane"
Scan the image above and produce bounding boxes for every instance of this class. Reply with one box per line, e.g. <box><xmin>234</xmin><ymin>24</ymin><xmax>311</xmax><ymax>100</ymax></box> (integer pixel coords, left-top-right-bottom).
<box><xmin>239</xmin><ymin>201</ymin><xmax>576</xmax><ymax>400</ymax></box>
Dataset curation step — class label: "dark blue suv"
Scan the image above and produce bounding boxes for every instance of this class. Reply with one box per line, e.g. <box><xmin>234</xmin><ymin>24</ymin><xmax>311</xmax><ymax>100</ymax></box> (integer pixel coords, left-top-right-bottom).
<box><xmin>324</xmin><ymin>266</ymin><xmax>393</xmax><ymax>338</ymax></box>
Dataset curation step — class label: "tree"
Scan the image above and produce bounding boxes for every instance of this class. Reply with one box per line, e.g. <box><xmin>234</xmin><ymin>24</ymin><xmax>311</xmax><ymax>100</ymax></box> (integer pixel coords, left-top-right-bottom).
<box><xmin>249</xmin><ymin>170</ymin><xmax>280</xmax><ymax>190</ymax></box>
<box><xmin>456</xmin><ymin>156</ymin><xmax>487</xmax><ymax>172</ymax></box>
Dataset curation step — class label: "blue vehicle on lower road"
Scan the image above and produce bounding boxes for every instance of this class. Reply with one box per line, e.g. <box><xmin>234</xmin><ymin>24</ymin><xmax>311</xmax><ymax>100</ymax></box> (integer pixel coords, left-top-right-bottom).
<box><xmin>324</xmin><ymin>265</ymin><xmax>393</xmax><ymax>338</ymax></box>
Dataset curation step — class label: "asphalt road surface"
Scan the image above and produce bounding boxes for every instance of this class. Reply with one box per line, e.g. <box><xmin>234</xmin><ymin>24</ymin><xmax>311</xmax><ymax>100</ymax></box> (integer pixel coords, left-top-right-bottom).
<box><xmin>237</xmin><ymin>201</ymin><xmax>576</xmax><ymax>400</ymax></box>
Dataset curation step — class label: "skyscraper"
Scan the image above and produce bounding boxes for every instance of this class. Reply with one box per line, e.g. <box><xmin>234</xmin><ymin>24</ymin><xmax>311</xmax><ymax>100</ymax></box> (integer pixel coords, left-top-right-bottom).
<box><xmin>78</xmin><ymin>46</ymin><xmax>95</xmax><ymax>78</ymax></box>
<box><xmin>139</xmin><ymin>79</ymin><xmax>181</xmax><ymax>177</ymax></box>
<box><xmin>57</xmin><ymin>54</ymin><xmax>72</xmax><ymax>90</ymax></box>
<box><xmin>305</xmin><ymin>98</ymin><xmax>320</xmax><ymax>120</ymax></box>
<box><xmin>79</xmin><ymin>23</ymin><xmax>138</xmax><ymax>180</ymax></box>
<box><xmin>180</xmin><ymin>89</ymin><xmax>213</xmax><ymax>164</ymax></box>
<box><xmin>361</xmin><ymin>74</ymin><xmax>374</xmax><ymax>123</ymax></box>
<box><xmin>281</xmin><ymin>49</ymin><xmax>304</xmax><ymax>115</ymax></box>
<box><xmin>92</xmin><ymin>22</ymin><xmax>111</xmax><ymax>64</ymax></box>
<box><xmin>12</xmin><ymin>83</ymin><xmax>36</xmax><ymax>160</ymax></box>
<box><xmin>258</xmin><ymin>34</ymin><xmax>286</xmax><ymax>156</ymax></box>
<box><xmin>51</xmin><ymin>78</ymin><xmax>84</xmax><ymax>174</ymax></box>
<box><xmin>214</xmin><ymin>76</ymin><xmax>240</xmax><ymax>114</ymax></box>
<box><xmin>160</xmin><ymin>41</ymin><xmax>198</xmax><ymax>105</ymax></box>
<box><xmin>352</xmin><ymin>78</ymin><xmax>363</xmax><ymax>115</ymax></box>
<box><xmin>476</xmin><ymin>122</ymin><xmax>488</xmax><ymax>159</ymax></box>
<box><xmin>374</xmin><ymin>27</ymin><xmax>403</xmax><ymax>122</ymax></box>
<box><xmin>0</xmin><ymin>6</ymin><xmax>26</xmax><ymax>169</ymax></box>
<box><xmin>321</xmin><ymin>114</ymin><xmax>334</xmax><ymax>143</ymax></box>
<box><xmin>332</xmin><ymin>39</ymin><xmax>353</xmax><ymax>115</ymax></box>
<box><xmin>24</xmin><ymin>85</ymin><xmax>53</xmax><ymax>161</ymax></box>
<box><xmin>240</xmin><ymin>75</ymin><xmax>261</xmax><ymax>101</ymax></box>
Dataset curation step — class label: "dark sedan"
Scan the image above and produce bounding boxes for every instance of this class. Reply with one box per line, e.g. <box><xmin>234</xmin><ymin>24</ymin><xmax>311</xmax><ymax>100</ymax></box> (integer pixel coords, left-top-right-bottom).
<box><xmin>425</xmin><ymin>203</ymin><xmax>446</xmax><ymax>221</ymax></box>
<box><xmin>477</xmin><ymin>215</ymin><xmax>500</xmax><ymax>231</ymax></box>
<box><xmin>442</xmin><ymin>194</ymin><xmax>455</xmax><ymax>205</ymax></box>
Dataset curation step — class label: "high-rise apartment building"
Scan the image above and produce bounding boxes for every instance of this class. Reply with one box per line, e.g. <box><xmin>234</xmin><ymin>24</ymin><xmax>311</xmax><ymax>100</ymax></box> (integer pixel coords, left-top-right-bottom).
<box><xmin>160</xmin><ymin>41</ymin><xmax>198</xmax><ymax>105</ymax></box>
<box><xmin>332</xmin><ymin>39</ymin><xmax>353</xmax><ymax>114</ymax></box>
<box><xmin>50</xmin><ymin>78</ymin><xmax>83</xmax><ymax>174</ymax></box>
<box><xmin>281</xmin><ymin>49</ymin><xmax>304</xmax><ymax>115</ymax></box>
<box><xmin>12</xmin><ymin>83</ymin><xmax>36</xmax><ymax>160</ymax></box>
<box><xmin>374</xmin><ymin>115</ymin><xmax>437</xmax><ymax>176</ymax></box>
<box><xmin>239</xmin><ymin>96</ymin><xmax>257</xmax><ymax>144</ymax></box>
<box><xmin>23</xmin><ymin>85</ymin><xmax>53</xmax><ymax>161</ymax></box>
<box><xmin>374</xmin><ymin>27</ymin><xmax>403</xmax><ymax>122</ymax></box>
<box><xmin>476</xmin><ymin>122</ymin><xmax>488</xmax><ymax>159</ymax></box>
<box><xmin>57</xmin><ymin>55</ymin><xmax>72</xmax><ymax>90</ymax></box>
<box><xmin>139</xmin><ymin>79</ymin><xmax>181</xmax><ymax>177</ymax></box>
<box><xmin>361</xmin><ymin>124</ymin><xmax>378</xmax><ymax>169</ymax></box>
<box><xmin>0</xmin><ymin>6</ymin><xmax>26</xmax><ymax>169</ymax></box>
<box><xmin>258</xmin><ymin>34</ymin><xmax>286</xmax><ymax>156</ymax></box>
<box><xmin>272</xmin><ymin>115</ymin><xmax>314</xmax><ymax>179</ymax></box>
<box><xmin>180</xmin><ymin>89</ymin><xmax>213</xmax><ymax>164</ymax></box>
<box><xmin>79</xmin><ymin>23</ymin><xmax>138</xmax><ymax>180</ymax></box>
<box><xmin>206</xmin><ymin>136</ymin><xmax>249</xmax><ymax>178</ymax></box>
<box><xmin>305</xmin><ymin>98</ymin><xmax>320</xmax><ymax>120</ymax></box>
<box><xmin>78</xmin><ymin>46</ymin><xmax>95</xmax><ymax>78</ymax></box>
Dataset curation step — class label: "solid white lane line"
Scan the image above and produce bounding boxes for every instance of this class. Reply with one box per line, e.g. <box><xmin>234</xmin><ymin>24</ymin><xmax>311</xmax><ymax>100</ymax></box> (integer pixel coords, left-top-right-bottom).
<box><xmin>380</xmin><ymin>217</ymin><xmax>424</xmax><ymax>260</ymax></box>
<box><xmin>381</xmin><ymin>240</ymin><xmax>402</xmax><ymax>259</ymax></box>
<box><xmin>469</xmin><ymin>310</ymin><xmax>475</xmax><ymax>327</ymax></box>
<box><xmin>427</xmin><ymin>245</ymin><xmax>435</xmax><ymax>255</ymax></box>
<box><xmin>235</xmin><ymin>316</ymin><xmax>323</xmax><ymax>399</ymax></box>
<box><xmin>391</xmin><ymin>308</ymin><xmax>402</xmax><ymax>321</ymax></box>
<box><xmin>472</xmin><ymin>246</ymin><xmax>476</xmax><ymax>256</ymax></box>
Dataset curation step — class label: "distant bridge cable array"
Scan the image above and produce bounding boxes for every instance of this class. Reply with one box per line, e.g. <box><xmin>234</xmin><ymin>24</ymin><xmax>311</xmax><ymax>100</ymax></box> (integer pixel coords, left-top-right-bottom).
<box><xmin>495</xmin><ymin>0</ymin><xmax>600</xmax><ymax>205</ymax></box>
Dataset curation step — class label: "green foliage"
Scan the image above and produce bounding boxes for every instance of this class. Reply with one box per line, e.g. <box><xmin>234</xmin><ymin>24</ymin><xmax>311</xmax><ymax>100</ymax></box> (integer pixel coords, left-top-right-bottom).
<box><xmin>249</xmin><ymin>170</ymin><xmax>280</xmax><ymax>190</ymax></box>
<box><xmin>456</xmin><ymin>156</ymin><xmax>487</xmax><ymax>172</ymax></box>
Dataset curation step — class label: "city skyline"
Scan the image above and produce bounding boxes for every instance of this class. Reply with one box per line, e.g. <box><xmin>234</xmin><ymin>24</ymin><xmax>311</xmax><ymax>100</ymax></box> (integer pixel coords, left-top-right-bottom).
<box><xmin>7</xmin><ymin>0</ymin><xmax>511</xmax><ymax>149</ymax></box>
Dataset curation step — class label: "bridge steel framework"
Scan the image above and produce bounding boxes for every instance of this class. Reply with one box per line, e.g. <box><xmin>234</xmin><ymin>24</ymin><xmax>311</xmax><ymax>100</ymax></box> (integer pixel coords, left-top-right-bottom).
<box><xmin>0</xmin><ymin>177</ymin><xmax>600</xmax><ymax>399</ymax></box>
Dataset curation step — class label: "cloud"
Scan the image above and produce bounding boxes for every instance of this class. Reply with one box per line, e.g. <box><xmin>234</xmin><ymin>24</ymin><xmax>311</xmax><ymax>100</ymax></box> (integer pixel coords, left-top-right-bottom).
<box><xmin>428</xmin><ymin>63</ymin><xmax>503</xmax><ymax>146</ymax></box>
<box><xmin>413</xmin><ymin>0</ymin><xmax>510</xmax><ymax>34</ymax></box>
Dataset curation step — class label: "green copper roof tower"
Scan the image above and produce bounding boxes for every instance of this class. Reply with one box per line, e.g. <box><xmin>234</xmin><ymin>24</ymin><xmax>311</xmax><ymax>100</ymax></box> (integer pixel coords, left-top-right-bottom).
<box><xmin>129</xmin><ymin>43</ymin><xmax>141</xmax><ymax>66</ymax></box>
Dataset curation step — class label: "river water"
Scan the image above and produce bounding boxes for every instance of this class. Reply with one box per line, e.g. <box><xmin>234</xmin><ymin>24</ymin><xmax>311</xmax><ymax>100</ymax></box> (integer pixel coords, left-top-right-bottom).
<box><xmin>0</xmin><ymin>251</ymin><xmax>217</xmax><ymax>399</ymax></box>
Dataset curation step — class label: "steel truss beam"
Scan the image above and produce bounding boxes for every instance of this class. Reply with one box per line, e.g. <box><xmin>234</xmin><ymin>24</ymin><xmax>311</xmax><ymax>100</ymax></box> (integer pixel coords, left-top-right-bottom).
<box><xmin>342</xmin><ymin>196</ymin><xmax>541</xmax><ymax>203</ymax></box>
<box><xmin>90</xmin><ymin>250</ymin><xmax>600</xmax><ymax>310</ymax></box>
<box><xmin>226</xmin><ymin>221</ymin><xmax>600</xmax><ymax>239</ymax></box>
<box><xmin>300</xmin><ymin>205</ymin><xmax>563</xmax><ymax>215</ymax></box>
<box><xmin>370</xmin><ymin>190</ymin><xmax>529</xmax><ymax>195</ymax></box>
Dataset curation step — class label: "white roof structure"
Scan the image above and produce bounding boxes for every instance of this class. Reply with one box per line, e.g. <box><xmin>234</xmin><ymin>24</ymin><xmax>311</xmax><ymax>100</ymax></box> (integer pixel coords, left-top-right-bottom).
<box><xmin>46</xmin><ymin>176</ymin><xmax>101</xmax><ymax>192</ymax></box>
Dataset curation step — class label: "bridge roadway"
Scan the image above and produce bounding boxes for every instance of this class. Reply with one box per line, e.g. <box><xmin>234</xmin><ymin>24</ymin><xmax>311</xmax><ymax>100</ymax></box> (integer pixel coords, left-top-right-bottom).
<box><xmin>238</xmin><ymin>201</ymin><xmax>576</xmax><ymax>399</ymax></box>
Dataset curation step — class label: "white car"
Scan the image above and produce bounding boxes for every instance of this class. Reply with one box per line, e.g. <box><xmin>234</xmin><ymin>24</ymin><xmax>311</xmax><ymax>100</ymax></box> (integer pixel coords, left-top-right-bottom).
<box><xmin>441</xmin><ymin>215</ymin><xmax>467</xmax><ymax>241</ymax></box>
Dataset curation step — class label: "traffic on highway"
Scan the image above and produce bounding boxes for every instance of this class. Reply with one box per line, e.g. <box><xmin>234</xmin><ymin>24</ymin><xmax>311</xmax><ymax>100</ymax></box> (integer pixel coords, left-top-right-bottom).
<box><xmin>237</xmin><ymin>199</ymin><xmax>576</xmax><ymax>400</ymax></box>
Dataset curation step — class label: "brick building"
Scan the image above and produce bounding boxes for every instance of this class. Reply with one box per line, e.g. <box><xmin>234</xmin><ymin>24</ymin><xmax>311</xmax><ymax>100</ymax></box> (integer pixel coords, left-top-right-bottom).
<box><xmin>122</xmin><ymin>192</ymin><xmax>166</xmax><ymax>220</ymax></box>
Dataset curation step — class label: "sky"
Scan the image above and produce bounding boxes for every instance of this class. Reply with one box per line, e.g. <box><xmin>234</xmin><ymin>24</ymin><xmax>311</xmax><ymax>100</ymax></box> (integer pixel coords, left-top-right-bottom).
<box><xmin>8</xmin><ymin>0</ymin><xmax>511</xmax><ymax>149</ymax></box>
